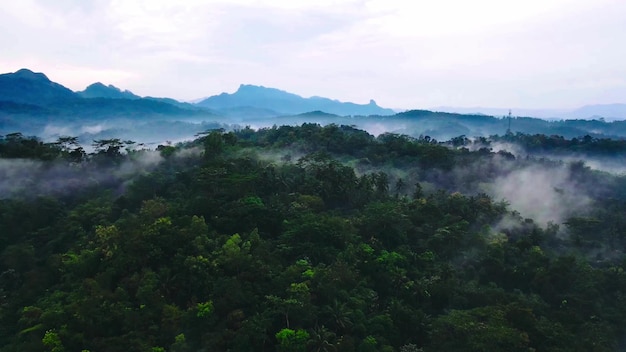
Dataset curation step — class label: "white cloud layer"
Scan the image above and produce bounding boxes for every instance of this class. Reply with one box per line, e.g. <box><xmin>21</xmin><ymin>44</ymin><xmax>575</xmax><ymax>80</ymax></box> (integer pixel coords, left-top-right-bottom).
<box><xmin>1</xmin><ymin>0</ymin><xmax>625</xmax><ymax>109</ymax></box>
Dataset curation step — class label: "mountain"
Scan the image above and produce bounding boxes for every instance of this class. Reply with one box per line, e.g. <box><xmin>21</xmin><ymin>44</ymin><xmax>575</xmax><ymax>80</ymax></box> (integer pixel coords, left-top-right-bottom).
<box><xmin>0</xmin><ymin>69</ymin><xmax>221</xmax><ymax>138</ymax></box>
<box><xmin>566</xmin><ymin>104</ymin><xmax>626</xmax><ymax>120</ymax></box>
<box><xmin>76</xmin><ymin>82</ymin><xmax>212</xmax><ymax>112</ymax></box>
<box><xmin>434</xmin><ymin>104</ymin><xmax>626</xmax><ymax>121</ymax></box>
<box><xmin>385</xmin><ymin>109</ymin><xmax>626</xmax><ymax>140</ymax></box>
<box><xmin>0</xmin><ymin>68</ymin><xmax>216</xmax><ymax>119</ymax></box>
<box><xmin>7</xmin><ymin>68</ymin><xmax>626</xmax><ymax>142</ymax></box>
<box><xmin>77</xmin><ymin>82</ymin><xmax>140</xmax><ymax>99</ymax></box>
<box><xmin>196</xmin><ymin>84</ymin><xmax>396</xmax><ymax>116</ymax></box>
<box><xmin>431</xmin><ymin>106</ymin><xmax>569</xmax><ymax>120</ymax></box>
<box><xmin>215</xmin><ymin>106</ymin><xmax>283</xmax><ymax>119</ymax></box>
<box><xmin>143</xmin><ymin>96</ymin><xmax>211</xmax><ymax>111</ymax></box>
<box><xmin>0</xmin><ymin>68</ymin><xmax>78</xmax><ymax>105</ymax></box>
<box><xmin>47</xmin><ymin>97</ymin><xmax>209</xmax><ymax>119</ymax></box>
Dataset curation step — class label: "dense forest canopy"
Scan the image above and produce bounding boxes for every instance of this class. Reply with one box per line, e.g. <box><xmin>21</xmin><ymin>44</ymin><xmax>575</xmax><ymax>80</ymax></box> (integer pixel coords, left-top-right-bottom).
<box><xmin>1</xmin><ymin>124</ymin><xmax>626</xmax><ymax>351</ymax></box>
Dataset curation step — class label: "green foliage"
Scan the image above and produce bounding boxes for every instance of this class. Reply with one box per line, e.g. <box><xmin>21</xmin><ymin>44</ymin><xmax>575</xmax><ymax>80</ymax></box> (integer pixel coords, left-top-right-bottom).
<box><xmin>170</xmin><ymin>333</ymin><xmax>189</xmax><ymax>352</ymax></box>
<box><xmin>42</xmin><ymin>330</ymin><xmax>64</xmax><ymax>352</ymax></box>
<box><xmin>196</xmin><ymin>301</ymin><xmax>214</xmax><ymax>318</ymax></box>
<box><xmin>358</xmin><ymin>335</ymin><xmax>378</xmax><ymax>352</ymax></box>
<box><xmin>2</xmin><ymin>126</ymin><xmax>626</xmax><ymax>351</ymax></box>
<box><xmin>430</xmin><ymin>306</ymin><xmax>531</xmax><ymax>352</ymax></box>
<box><xmin>0</xmin><ymin>133</ymin><xmax>61</xmax><ymax>160</ymax></box>
<box><xmin>275</xmin><ymin>328</ymin><xmax>309</xmax><ymax>352</ymax></box>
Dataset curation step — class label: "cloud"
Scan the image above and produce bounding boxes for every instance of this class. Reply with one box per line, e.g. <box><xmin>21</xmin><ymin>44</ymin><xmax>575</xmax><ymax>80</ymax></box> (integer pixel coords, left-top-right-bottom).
<box><xmin>49</xmin><ymin>66</ymin><xmax>139</xmax><ymax>91</ymax></box>
<box><xmin>2</xmin><ymin>0</ymin><xmax>51</xmax><ymax>28</ymax></box>
<box><xmin>1</xmin><ymin>0</ymin><xmax>626</xmax><ymax>108</ymax></box>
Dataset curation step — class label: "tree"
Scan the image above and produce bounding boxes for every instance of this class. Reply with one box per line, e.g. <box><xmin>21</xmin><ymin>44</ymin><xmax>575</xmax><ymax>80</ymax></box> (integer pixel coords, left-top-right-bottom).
<box><xmin>429</xmin><ymin>306</ymin><xmax>531</xmax><ymax>352</ymax></box>
<box><xmin>275</xmin><ymin>328</ymin><xmax>309</xmax><ymax>352</ymax></box>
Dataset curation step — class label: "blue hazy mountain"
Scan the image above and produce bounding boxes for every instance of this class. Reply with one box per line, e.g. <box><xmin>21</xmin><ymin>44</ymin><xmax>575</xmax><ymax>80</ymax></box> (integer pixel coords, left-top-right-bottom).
<box><xmin>0</xmin><ymin>68</ymin><xmax>78</xmax><ymax>105</ymax></box>
<box><xmin>77</xmin><ymin>82</ymin><xmax>209</xmax><ymax>111</ymax></box>
<box><xmin>566</xmin><ymin>104</ymin><xmax>626</xmax><ymax>120</ymax></box>
<box><xmin>196</xmin><ymin>84</ymin><xmax>396</xmax><ymax>116</ymax></box>
<box><xmin>0</xmin><ymin>69</ymin><xmax>218</xmax><ymax>138</ymax></box>
<box><xmin>77</xmin><ymin>82</ymin><xmax>141</xmax><ymax>99</ymax></box>
<box><xmin>215</xmin><ymin>106</ymin><xmax>283</xmax><ymax>119</ymax></box>
<box><xmin>5</xmin><ymin>68</ymin><xmax>626</xmax><ymax>141</ymax></box>
<box><xmin>0</xmin><ymin>69</ymin><xmax>213</xmax><ymax>117</ymax></box>
<box><xmin>434</xmin><ymin>104</ymin><xmax>626</xmax><ymax>121</ymax></box>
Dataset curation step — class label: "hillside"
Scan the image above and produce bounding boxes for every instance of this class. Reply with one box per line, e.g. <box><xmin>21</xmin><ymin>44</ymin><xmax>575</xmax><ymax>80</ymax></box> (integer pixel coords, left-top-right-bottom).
<box><xmin>77</xmin><ymin>82</ymin><xmax>141</xmax><ymax>99</ymax></box>
<box><xmin>196</xmin><ymin>84</ymin><xmax>396</xmax><ymax>116</ymax></box>
<box><xmin>434</xmin><ymin>104</ymin><xmax>626</xmax><ymax>121</ymax></box>
<box><xmin>0</xmin><ymin>68</ymin><xmax>78</xmax><ymax>105</ymax></box>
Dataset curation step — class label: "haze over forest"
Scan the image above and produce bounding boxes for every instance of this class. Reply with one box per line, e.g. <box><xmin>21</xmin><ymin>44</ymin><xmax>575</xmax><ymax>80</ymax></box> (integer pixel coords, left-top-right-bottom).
<box><xmin>3</xmin><ymin>63</ymin><xmax>626</xmax><ymax>351</ymax></box>
<box><xmin>4</xmin><ymin>67</ymin><xmax>626</xmax><ymax>147</ymax></box>
<box><xmin>4</xmin><ymin>1</ymin><xmax>626</xmax><ymax>351</ymax></box>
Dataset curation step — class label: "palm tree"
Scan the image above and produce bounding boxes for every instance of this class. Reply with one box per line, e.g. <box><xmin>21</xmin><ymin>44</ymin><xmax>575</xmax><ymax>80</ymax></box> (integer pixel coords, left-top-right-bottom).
<box><xmin>308</xmin><ymin>325</ymin><xmax>336</xmax><ymax>352</ymax></box>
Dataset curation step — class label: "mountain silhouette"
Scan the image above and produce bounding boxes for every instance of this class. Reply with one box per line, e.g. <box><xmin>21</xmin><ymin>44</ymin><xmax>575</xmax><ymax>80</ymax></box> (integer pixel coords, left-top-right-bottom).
<box><xmin>196</xmin><ymin>84</ymin><xmax>396</xmax><ymax>116</ymax></box>
<box><xmin>77</xmin><ymin>82</ymin><xmax>209</xmax><ymax>111</ymax></box>
<box><xmin>566</xmin><ymin>104</ymin><xmax>626</xmax><ymax>120</ymax></box>
<box><xmin>434</xmin><ymin>104</ymin><xmax>626</xmax><ymax>121</ymax></box>
<box><xmin>5</xmin><ymin>68</ymin><xmax>626</xmax><ymax>141</ymax></box>
<box><xmin>77</xmin><ymin>82</ymin><xmax>140</xmax><ymax>99</ymax></box>
<box><xmin>0</xmin><ymin>68</ymin><xmax>78</xmax><ymax>105</ymax></box>
<box><xmin>0</xmin><ymin>69</ymin><xmax>213</xmax><ymax>130</ymax></box>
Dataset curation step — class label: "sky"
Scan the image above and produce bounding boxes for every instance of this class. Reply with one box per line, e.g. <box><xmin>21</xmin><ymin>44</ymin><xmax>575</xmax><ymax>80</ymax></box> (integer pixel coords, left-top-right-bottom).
<box><xmin>1</xmin><ymin>0</ymin><xmax>626</xmax><ymax>110</ymax></box>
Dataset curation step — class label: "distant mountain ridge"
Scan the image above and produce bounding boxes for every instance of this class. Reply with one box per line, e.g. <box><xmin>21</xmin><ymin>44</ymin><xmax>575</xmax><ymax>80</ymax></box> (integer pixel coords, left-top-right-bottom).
<box><xmin>6</xmin><ymin>68</ymin><xmax>626</xmax><ymax>142</ymax></box>
<box><xmin>567</xmin><ymin>104</ymin><xmax>626</xmax><ymax>120</ymax></box>
<box><xmin>0</xmin><ymin>68</ymin><xmax>78</xmax><ymax>105</ymax></box>
<box><xmin>0</xmin><ymin>68</ymin><xmax>214</xmax><ymax>114</ymax></box>
<box><xmin>0</xmin><ymin>69</ymin><xmax>397</xmax><ymax>117</ymax></box>
<box><xmin>0</xmin><ymin>69</ymin><xmax>217</xmax><ymax>139</ymax></box>
<box><xmin>434</xmin><ymin>104</ymin><xmax>626</xmax><ymax>121</ymax></box>
<box><xmin>77</xmin><ymin>82</ymin><xmax>140</xmax><ymax>100</ymax></box>
<box><xmin>196</xmin><ymin>84</ymin><xmax>396</xmax><ymax>116</ymax></box>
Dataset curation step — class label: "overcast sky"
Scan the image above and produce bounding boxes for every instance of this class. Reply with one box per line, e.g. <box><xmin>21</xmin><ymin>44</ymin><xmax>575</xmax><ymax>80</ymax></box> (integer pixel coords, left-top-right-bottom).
<box><xmin>1</xmin><ymin>0</ymin><xmax>625</xmax><ymax>109</ymax></box>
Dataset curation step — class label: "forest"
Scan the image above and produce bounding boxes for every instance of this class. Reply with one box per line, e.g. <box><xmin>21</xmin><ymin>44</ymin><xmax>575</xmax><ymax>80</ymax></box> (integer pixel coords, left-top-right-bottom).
<box><xmin>2</xmin><ymin>124</ymin><xmax>626</xmax><ymax>351</ymax></box>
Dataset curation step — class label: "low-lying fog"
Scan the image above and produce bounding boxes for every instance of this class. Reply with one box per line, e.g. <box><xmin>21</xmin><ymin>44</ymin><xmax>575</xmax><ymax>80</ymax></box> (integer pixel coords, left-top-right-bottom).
<box><xmin>4</xmin><ymin>116</ymin><xmax>626</xmax><ymax>231</ymax></box>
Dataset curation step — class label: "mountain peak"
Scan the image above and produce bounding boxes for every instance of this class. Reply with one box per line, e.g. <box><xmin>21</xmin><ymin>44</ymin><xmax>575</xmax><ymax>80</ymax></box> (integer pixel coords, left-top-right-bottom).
<box><xmin>86</xmin><ymin>82</ymin><xmax>108</xmax><ymax>89</ymax></box>
<box><xmin>236</xmin><ymin>84</ymin><xmax>263</xmax><ymax>92</ymax></box>
<box><xmin>12</xmin><ymin>68</ymin><xmax>50</xmax><ymax>81</ymax></box>
<box><xmin>78</xmin><ymin>82</ymin><xmax>140</xmax><ymax>99</ymax></box>
<box><xmin>196</xmin><ymin>84</ymin><xmax>395</xmax><ymax>116</ymax></box>
<box><xmin>0</xmin><ymin>68</ymin><xmax>76</xmax><ymax>106</ymax></box>
<box><xmin>238</xmin><ymin>83</ymin><xmax>259</xmax><ymax>89</ymax></box>
<box><xmin>235</xmin><ymin>84</ymin><xmax>289</xmax><ymax>95</ymax></box>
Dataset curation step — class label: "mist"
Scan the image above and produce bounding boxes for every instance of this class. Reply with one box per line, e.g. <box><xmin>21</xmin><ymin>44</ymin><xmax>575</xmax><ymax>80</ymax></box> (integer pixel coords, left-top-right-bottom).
<box><xmin>0</xmin><ymin>150</ymin><xmax>165</xmax><ymax>199</ymax></box>
<box><xmin>5</xmin><ymin>116</ymin><xmax>625</xmax><ymax>236</ymax></box>
<box><xmin>487</xmin><ymin>164</ymin><xmax>591</xmax><ymax>226</ymax></box>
